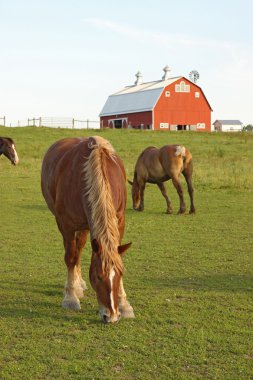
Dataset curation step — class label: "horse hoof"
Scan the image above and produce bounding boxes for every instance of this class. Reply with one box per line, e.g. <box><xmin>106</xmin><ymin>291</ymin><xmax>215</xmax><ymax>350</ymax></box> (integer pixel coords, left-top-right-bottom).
<box><xmin>120</xmin><ymin>303</ymin><xmax>135</xmax><ymax>318</ymax></box>
<box><xmin>62</xmin><ymin>297</ymin><xmax>81</xmax><ymax>311</ymax></box>
<box><xmin>75</xmin><ymin>287</ymin><xmax>85</xmax><ymax>299</ymax></box>
<box><xmin>166</xmin><ymin>209</ymin><xmax>173</xmax><ymax>214</ymax></box>
<box><xmin>122</xmin><ymin>308</ymin><xmax>135</xmax><ymax>319</ymax></box>
<box><xmin>189</xmin><ymin>209</ymin><xmax>196</xmax><ymax>214</ymax></box>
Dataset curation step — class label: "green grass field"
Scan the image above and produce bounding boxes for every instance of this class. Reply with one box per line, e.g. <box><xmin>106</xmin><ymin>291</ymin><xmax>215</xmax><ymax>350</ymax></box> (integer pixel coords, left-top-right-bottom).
<box><xmin>0</xmin><ymin>127</ymin><xmax>252</xmax><ymax>380</ymax></box>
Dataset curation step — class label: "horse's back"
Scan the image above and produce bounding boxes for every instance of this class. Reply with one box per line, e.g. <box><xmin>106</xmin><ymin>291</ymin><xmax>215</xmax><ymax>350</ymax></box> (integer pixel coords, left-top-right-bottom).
<box><xmin>42</xmin><ymin>137</ymin><xmax>89</xmax><ymax>196</ymax></box>
<box><xmin>135</xmin><ymin>146</ymin><xmax>165</xmax><ymax>181</ymax></box>
<box><xmin>41</xmin><ymin>137</ymin><xmax>91</xmax><ymax>227</ymax></box>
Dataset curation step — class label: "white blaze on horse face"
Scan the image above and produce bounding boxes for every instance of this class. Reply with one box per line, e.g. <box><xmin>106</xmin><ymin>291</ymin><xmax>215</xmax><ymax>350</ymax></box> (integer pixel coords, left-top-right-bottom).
<box><xmin>98</xmin><ymin>267</ymin><xmax>119</xmax><ymax>323</ymax></box>
<box><xmin>12</xmin><ymin>144</ymin><xmax>19</xmax><ymax>164</ymax></box>
<box><xmin>109</xmin><ymin>268</ymin><xmax>116</xmax><ymax>314</ymax></box>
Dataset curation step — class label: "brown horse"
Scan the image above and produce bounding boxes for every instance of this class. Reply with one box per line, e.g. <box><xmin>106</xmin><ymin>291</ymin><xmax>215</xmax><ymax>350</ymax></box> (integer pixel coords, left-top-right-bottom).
<box><xmin>0</xmin><ymin>137</ymin><xmax>19</xmax><ymax>165</ymax></box>
<box><xmin>41</xmin><ymin>136</ymin><xmax>134</xmax><ymax>323</ymax></box>
<box><xmin>128</xmin><ymin>144</ymin><xmax>195</xmax><ymax>214</ymax></box>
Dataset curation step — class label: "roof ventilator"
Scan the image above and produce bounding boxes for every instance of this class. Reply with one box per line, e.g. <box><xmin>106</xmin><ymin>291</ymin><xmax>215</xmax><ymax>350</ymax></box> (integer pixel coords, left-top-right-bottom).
<box><xmin>162</xmin><ymin>65</ymin><xmax>171</xmax><ymax>80</ymax></box>
<box><xmin>134</xmin><ymin>71</ymin><xmax>143</xmax><ymax>85</ymax></box>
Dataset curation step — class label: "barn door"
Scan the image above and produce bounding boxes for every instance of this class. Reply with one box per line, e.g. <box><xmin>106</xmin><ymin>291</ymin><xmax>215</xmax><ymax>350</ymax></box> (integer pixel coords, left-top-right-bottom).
<box><xmin>114</xmin><ymin>120</ymin><xmax>122</xmax><ymax>129</ymax></box>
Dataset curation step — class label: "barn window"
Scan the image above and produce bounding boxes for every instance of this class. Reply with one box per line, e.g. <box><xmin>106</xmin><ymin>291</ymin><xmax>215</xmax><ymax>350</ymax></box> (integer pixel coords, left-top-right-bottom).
<box><xmin>165</xmin><ymin>91</ymin><xmax>170</xmax><ymax>97</ymax></box>
<box><xmin>195</xmin><ymin>92</ymin><xmax>200</xmax><ymax>98</ymax></box>
<box><xmin>180</xmin><ymin>81</ymin><xmax>185</xmax><ymax>92</ymax></box>
<box><xmin>197</xmin><ymin>123</ymin><xmax>205</xmax><ymax>129</ymax></box>
<box><xmin>175</xmin><ymin>81</ymin><xmax>190</xmax><ymax>92</ymax></box>
<box><xmin>160</xmin><ymin>123</ymin><xmax>169</xmax><ymax>128</ymax></box>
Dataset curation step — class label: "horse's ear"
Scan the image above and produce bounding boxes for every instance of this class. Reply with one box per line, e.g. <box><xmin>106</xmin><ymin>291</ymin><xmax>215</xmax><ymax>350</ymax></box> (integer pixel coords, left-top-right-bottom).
<box><xmin>127</xmin><ymin>180</ymin><xmax>133</xmax><ymax>186</ymax></box>
<box><xmin>118</xmin><ymin>242</ymin><xmax>132</xmax><ymax>256</ymax></box>
<box><xmin>91</xmin><ymin>239</ymin><xmax>100</xmax><ymax>254</ymax></box>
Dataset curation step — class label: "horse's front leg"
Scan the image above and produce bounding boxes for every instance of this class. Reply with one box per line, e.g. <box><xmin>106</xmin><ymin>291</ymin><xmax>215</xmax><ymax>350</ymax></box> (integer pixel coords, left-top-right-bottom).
<box><xmin>74</xmin><ymin>230</ymin><xmax>89</xmax><ymax>299</ymax></box>
<box><xmin>62</xmin><ymin>236</ymin><xmax>81</xmax><ymax>310</ymax></box>
<box><xmin>183</xmin><ymin>173</ymin><xmax>195</xmax><ymax>214</ymax></box>
<box><xmin>118</xmin><ymin>278</ymin><xmax>135</xmax><ymax>318</ymax></box>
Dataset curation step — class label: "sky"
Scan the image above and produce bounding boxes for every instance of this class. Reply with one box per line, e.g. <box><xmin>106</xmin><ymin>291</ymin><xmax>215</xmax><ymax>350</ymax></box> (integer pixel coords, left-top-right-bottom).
<box><xmin>0</xmin><ymin>0</ymin><xmax>252</xmax><ymax>126</ymax></box>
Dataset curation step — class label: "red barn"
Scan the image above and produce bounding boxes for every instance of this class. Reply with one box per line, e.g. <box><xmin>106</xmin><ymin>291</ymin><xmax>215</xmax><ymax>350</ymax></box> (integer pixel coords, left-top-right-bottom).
<box><xmin>100</xmin><ymin>66</ymin><xmax>212</xmax><ymax>131</ymax></box>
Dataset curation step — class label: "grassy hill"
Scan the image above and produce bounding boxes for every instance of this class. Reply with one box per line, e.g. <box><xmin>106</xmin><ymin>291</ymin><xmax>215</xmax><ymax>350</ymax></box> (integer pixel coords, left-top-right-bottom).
<box><xmin>0</xmin><ymin>127</ymin><xmax>252</xmax><ymax>379</ymax></box>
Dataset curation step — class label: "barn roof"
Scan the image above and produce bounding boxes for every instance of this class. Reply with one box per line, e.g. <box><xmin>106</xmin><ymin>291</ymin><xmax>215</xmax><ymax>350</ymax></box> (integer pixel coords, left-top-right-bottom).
<box><xmin>213</xmin><ymin>120</ymin><xmax>243</xmax><ymax>125</ymax></box>
<box><xmin>99</xmin><ymin>77</ymin><xmax>181</xmax><ymax>116</ymax></box>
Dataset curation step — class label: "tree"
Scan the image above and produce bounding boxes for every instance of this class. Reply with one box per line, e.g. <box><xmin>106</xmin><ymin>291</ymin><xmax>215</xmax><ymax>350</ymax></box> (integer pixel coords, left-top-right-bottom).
<box><xmin>243</xmin><ymin>124</ymin><xmax>253</xmax><ymax>131</ymax></box>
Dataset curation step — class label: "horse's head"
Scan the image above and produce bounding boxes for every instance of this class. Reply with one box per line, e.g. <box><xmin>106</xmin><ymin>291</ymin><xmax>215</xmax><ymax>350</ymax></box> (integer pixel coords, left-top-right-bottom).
<box><xmin>0</xmin><ymin>137</ymin><xmax>19</xmax><ymax>165</ymax></box>
<box><xmin>89</xmin><ymin>239</ymin><xmax>131</xmax><ymax>323</ymax></box>
<box><xmin>128</xmin><ymin>179</ymin><xmax>141</xmax><ymax>210</ymax></box>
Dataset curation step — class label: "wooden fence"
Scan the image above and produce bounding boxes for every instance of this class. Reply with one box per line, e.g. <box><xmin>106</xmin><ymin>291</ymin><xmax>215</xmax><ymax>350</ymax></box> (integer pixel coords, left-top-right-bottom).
<box><xmin>27</xmin><ymin>117</ymin><xmax>100</xmax><ymax>129</ymax></box>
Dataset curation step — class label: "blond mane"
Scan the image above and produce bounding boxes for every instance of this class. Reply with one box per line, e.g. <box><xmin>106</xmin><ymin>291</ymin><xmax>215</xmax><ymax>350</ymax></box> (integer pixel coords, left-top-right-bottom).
<box><xmin>84</xmin><ymin>136</ymin><xmax>123</xmax><ymax>274</ymax></box>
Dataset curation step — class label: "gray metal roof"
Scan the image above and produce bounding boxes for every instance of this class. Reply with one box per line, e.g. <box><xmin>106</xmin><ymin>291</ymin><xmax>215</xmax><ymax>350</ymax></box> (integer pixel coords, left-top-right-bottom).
<box><xmin>99</xmin><ymin>88</ymin><xmax>163</xmax><ymax>116</ymax></box>
<box><xmin>213</xmin><ymin>120</ymin><xmax>243</xmax><ymax>125</ymax></box>
<box><xmin>100</xmin><ymin>77</ymin><xmax>181</xmax><ymax>116</ymax></box>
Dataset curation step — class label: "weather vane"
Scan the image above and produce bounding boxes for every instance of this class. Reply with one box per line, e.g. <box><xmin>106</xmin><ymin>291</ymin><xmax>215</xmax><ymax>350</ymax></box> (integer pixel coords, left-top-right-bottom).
<box><xmin>189</xmin><ymin>70</ymin><xmax>200</xmax><ymax>83</ymax></box>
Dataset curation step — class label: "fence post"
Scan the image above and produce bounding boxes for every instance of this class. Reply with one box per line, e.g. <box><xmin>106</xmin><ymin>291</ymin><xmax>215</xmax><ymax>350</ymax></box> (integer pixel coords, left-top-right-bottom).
<box><xmin>87</xmin><ymin>119</ymin><xmax>89</xmax><ymax>129</ymax></box>
<box><xmin>72</xmin><ymin>118</ymin><xmax>75</xmax><ymax>129</ymax></box>
<box><xmin>39</xmin><ymin>117</ymin><xmax>42</xmax><ymax>127</ymax></box>
<box><xmin>28</xmin><ymin>119</ymin><xmax>29</xmax><ymax>126</ymax></box>
<box><xmin>4</xmin><ymin>116</ymin><xmax>5</xmax><ymax>126</ymax></box>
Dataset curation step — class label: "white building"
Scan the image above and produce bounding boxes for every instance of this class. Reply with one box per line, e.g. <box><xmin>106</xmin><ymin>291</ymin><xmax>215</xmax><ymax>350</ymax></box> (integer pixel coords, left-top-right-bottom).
<box><xmin>213</xmin><ymin>120</ymin><xmax>243</xmax><ymax>132</ymax></box>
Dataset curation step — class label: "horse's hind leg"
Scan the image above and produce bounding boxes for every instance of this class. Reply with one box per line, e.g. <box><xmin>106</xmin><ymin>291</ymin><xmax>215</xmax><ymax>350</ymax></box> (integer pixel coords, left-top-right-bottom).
<box><xmin>137</xmin><ymin>182</ymin><xmax>146</xmax><ymax>211</ymax></box>
<box><xmin>171</xmin><ymin>176</ymin><xmax>186</xmax><ymax>214</ymax></box>
<box><xmin>157</xmin><ymin>182</ymin><xmax>173</xmax><ymax>214</ymax></box>
<box><xmin>74</xmin><ymin>230</ymin><xmax>89</xmax><ymax>298</ymax></box>
<box><xmin>118</xmin><ymin>278</ymin><xmax>135</xmax><ymax>319</ymax></box>
<box><xmin>183</xmin><ymin>171</ymin><xmax>195</xmax><ymax>214</ymax></box>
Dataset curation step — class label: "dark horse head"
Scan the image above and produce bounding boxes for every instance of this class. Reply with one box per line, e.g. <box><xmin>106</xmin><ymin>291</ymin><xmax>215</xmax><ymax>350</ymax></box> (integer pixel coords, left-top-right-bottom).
<box><xmin>0</xmin><ymin>137</ymin><xmax>19</xmax><ymax>165</ymax></box>
<box><xmin>128</xmin><ymin>178</ymin><xmax>141</xmax><ymax>211</ymax></box>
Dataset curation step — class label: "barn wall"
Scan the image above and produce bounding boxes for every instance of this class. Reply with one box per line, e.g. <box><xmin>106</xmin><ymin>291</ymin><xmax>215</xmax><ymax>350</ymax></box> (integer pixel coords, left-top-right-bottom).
<box><xmin>154</xmin><ymin>78</ymin><xmax>211</xmax><ymax>131</ymax></box>
<box><xmin>220</xmin><ymin>124</ymin><xmax>242</xmax><ymax>132</ymax></box>
<box><xmin>100</xmin><ymin>111</ymin><xmax>153</xmax><ymax>129</ymax></box>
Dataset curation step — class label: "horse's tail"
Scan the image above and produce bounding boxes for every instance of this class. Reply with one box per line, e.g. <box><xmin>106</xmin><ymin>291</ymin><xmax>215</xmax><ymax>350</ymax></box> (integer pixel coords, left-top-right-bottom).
<box><xmin>175</xmin><ymin>145</ymin><xmax>186</xmax><ymax>158</ymax></box>
<box><xmin>182</xmin><ymin>147</ymin><xmax>193</xmax><ymax>172</ymax></box>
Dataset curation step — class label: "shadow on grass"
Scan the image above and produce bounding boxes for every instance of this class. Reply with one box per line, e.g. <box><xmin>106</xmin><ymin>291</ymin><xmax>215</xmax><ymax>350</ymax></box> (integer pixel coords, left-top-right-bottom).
<box><xmin>0</xmin><ymin>280</ymin><xmax>103</xmax><ymax>324</ymax></box>
<box><xmin>145</xmin><ymin>274</ymin><xmax>253</xmax><ymax>293</ymax></box>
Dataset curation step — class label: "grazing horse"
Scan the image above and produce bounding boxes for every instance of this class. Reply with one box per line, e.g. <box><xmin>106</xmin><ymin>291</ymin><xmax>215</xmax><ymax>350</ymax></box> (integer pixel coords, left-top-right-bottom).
<box><xmin>0</xmin><ymin>137</ymin><xmax>19</xmax><ymax>165</ymax></box>
<box><xmin>41</xmin><ymin>136</ymin><xmax>134</xmax><ymax>323</ymax></box>
<box><xmin>128</xmin><ymin>144</ymin><xmax>195</xmax><ymax>214</ymax></box>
